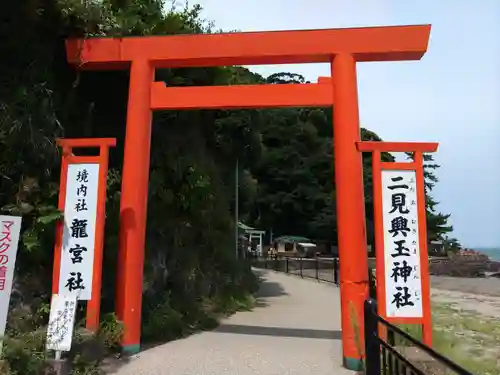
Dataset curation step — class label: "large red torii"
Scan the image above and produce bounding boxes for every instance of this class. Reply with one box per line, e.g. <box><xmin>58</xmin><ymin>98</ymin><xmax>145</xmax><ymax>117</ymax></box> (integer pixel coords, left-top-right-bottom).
<box><xmin>65</xmin><ymin>24</ymin><xmax>431</xmax><ymax>370</ymax></box>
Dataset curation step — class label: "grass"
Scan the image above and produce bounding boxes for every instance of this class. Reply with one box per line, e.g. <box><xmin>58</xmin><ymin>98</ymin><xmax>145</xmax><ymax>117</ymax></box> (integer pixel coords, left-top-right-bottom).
<box><xmin>398</xmin><ymin>302</ymin><xmax>500</xmax><ymax>375</ymax></box>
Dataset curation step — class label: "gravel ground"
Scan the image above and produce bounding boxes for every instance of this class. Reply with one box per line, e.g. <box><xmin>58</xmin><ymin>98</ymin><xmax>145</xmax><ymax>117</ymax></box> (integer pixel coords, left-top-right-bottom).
<box><xmin>106</xmin><ymin>269</ymin><xmax>354</xmax><ymax>375</ymax></box>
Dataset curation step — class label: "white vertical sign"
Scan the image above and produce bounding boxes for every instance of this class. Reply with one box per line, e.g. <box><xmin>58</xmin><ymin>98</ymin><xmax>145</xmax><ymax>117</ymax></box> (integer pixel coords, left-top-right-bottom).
<box><xmin>381</xmin><ymin>170</ymin><xmax>423</xmax><ymax>318</ymax></box>
<box><xmin>58</xmin><ymin>163</ymin><xmax>99</xmax><ymax>300</ymax></box>
<box><xmin>46</xmin><ymin>294</ymin><xmax>77</xmax><ymax>352</ymax></box>
<box><xmin>0</xmin><ymin>216</ymin><xmax>22</xmax><ymax>338</ymax></box>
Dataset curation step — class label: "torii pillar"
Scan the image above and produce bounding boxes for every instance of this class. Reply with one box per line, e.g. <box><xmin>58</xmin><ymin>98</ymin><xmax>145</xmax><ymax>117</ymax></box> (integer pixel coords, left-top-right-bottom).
<box><xmin>65</xmin><ymin>24</ymin><xmax>431</xmax><ymax>370</ymax></box>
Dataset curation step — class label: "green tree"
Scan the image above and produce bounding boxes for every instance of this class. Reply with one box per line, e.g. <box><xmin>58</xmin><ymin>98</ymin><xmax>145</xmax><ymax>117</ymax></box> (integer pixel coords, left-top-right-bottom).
<box><xmin>247</xmin><ymin>70</ymin><xmax>402</xmax><ymax>247</ymax></box>
<box><xmin>444</xmin><ymin>236</ymin><xmax>462</xmax><ymax>253</ymax></box>
<box><xmin>266</xmin><ymin>72</ymin><xmax>307</xmax><ymax>84</ymax></box>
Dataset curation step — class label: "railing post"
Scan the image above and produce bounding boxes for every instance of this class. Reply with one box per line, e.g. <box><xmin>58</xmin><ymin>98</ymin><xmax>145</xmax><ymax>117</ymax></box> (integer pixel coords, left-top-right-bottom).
<box><xmin>333</xmin><ymin>258</ymin><xmax>339</xmax><ymax>285</ymax></box>
<box><xmin>315</xmin><ymin>257</ymin><xmax>319</xmax><ymax>280</ymax></box>
<box><xmin>388</xmin><ymin>327</ymin><xmax>396</xmax><ymax>346</ymax></box>
<box><xmin>368</xmin><ymin>268</ymin><xmax>376</xmax><ymax>299</ymax></box>
<box><xmin>364</xmin><ymin>299</ymin><xmax>381</xmax><ymax>375</ymax></box>
<box><xmin>299</xmin><ymin>257</ymin><xmax>303</xmax><ymax>278</ymax></box>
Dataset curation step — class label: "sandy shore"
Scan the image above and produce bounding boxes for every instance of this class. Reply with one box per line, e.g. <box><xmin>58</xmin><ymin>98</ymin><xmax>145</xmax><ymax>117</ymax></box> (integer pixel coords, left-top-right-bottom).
<box><xmin>430</xmin><ymin>275</ymin><xmax>500</xmax><ymax>320</ymax></box>
<box><xmin>431</xmin><ymin>275</ymin><xmax>500</xmax><ymax>296</ymax></box>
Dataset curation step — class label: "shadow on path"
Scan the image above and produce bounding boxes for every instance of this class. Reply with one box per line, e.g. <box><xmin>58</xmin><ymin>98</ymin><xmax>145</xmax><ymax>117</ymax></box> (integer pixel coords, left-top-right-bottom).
<box><xmin>216</xmin><ymin>324</ymin><xmax>342</xmax><ymax>340</ymax></box>
<box><xmin>252</xmin><ymin>269</ymin><xmax>289</xmax><ymax>308</ymax></box>
<box><xmin>255</xmin><ymin>280</ymin><xmax>288</xmax><ymax>298</ymax></box>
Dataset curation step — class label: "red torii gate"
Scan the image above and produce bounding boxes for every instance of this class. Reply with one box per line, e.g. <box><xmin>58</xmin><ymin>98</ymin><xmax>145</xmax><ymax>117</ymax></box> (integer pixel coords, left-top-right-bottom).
<box><xmin>65</xmin><ymin>24</ymin><xmax>431</xmax><ymax>370</ymax></box>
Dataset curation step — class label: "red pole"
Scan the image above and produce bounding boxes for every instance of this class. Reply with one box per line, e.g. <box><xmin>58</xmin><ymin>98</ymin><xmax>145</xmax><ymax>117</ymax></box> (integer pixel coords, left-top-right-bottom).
<box><xmin>116</xmin><ymin>59</ymin><xmax>154</xmax><ymax>353</ymax></box>
<box><xmin>331</xmin><ymin>53</ymin><xmax>369</xmax><ymax>371</ymax></box>
<box><xmin>372</xmin><ymin>150</ymin><xmax>388</xmax><ymax>342</ymax></box>
<box><xmin>372</xmin><ymin>151</ymin><xmax>386</xmax><ymax>312</ymax></box>
<box><xmin>52</xmin><ymin>147</ymin><xmax>71</xmax><ymax>295</ymax></box>
<box><xmin>86</xmin><ymin>145</ymin><xmax>111</xmax><ymax>331</ymax></box>
<box><xmin>414</xmin><ymin>151</ymin><xmax>433</xmax><ymax>346</ymax></box>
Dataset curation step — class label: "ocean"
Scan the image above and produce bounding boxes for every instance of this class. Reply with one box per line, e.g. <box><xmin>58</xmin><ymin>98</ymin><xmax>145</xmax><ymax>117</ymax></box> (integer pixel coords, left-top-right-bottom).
<box><xmin>476</xmin><ymin>247</ymin><xmax>500</xmax><ymax>262</ymax></box>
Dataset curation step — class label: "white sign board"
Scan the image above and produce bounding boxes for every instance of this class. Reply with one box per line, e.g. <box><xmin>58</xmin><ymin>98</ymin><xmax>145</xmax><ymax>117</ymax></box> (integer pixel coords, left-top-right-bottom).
<box><xmin>58</xmin><ymin>164</ymin><xmax>99</xmax><ymax>300</ymax></box>
<box><xmin>46</xmin><ymin>294</ymin><xmax>77</xmax><ymax>352</ymax></box>
<box><xmin>0</xmin><ymin>216</ymin><xmax>22</xmax><ymax>338</ymax></box>
<box><xmin>381</xmin><ymin>170</ymin><xmax>423</xmax><ymax>318</ymax></box>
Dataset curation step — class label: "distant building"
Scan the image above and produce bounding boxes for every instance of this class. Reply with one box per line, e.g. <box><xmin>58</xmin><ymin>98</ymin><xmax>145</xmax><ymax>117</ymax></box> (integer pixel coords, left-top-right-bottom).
<box><xmin>272</xmin><ymin>235</ymin><xmax>318</xmax><ymax>258</ymax></box>
<box><xmin>429</xmin><ymin>240</ymin><xmax>445</xmax><ymax>255</ymax></box>
<box><xmin>238</xmin><ymin>222</ymin><xmax>265</xmax><ymax>257</ymax></box>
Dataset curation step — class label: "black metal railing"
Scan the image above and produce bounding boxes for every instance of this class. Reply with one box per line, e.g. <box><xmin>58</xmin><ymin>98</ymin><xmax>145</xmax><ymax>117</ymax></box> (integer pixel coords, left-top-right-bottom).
<box><xmin>252</xmin><ymin>256</ymin><xmax>340</xmax><ymax>285</ymax></box>
<box><xmin>364</xmin><ymin>299</ymin><xmax>475</xmax><ymax>375</ymax></box>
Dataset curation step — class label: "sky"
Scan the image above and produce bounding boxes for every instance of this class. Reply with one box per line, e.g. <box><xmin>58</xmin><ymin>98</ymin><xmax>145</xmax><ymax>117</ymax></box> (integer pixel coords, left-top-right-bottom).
<box><xmin>186</xmin><ymin>0</ymin><xmax>500</xmax><ymax>248</ymax></box>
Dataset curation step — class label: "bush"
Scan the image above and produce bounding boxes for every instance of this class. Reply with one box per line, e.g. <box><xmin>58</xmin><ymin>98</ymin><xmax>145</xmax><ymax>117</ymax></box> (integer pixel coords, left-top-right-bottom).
<box><xmin>0</xmin><ymin>308</ymin><xmax>123</xmax><ymax>375</ymax></box>
<box><xmin>141</xmin><ymin>258</ymin><xmax>258</xmax><ymax>343</ymax></box>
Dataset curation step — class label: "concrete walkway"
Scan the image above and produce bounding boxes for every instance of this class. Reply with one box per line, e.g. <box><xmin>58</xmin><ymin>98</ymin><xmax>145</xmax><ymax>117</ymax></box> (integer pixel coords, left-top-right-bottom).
<box><xmin>107</xmin><ymin>269</ymin><xmax>354</xmax><ymax>375</ymax></box>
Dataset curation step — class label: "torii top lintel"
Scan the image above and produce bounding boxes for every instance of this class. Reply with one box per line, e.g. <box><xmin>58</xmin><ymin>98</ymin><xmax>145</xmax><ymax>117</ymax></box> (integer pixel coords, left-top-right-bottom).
<box><xmin>65</xmin><ymin>24</ymin><xmax>431</xmax><ymax>69</ymax></box>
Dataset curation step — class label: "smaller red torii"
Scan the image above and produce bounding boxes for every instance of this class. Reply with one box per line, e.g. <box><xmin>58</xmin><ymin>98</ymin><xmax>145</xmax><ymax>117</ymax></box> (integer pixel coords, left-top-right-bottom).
<box><xmin>357</xmin><ymin>140</ymin><xmax>438</xmax><ymax>347</ymax></box>
<box><xmin>53</xmin><ymin>138</ymin><xmax>116</xmax><ymax>332</ymax></box>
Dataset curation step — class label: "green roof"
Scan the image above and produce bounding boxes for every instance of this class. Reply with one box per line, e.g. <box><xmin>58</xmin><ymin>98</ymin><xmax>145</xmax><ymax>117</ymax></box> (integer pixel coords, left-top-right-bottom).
<box><xmin>274</xmin><ymin>235</ymin><xmax>312</xmax><ymax>243</ymax></box>
<box><xmin>238</xmin><ymin>221</ymin><xmax>255</xmax><ymax>231</ymax></box>
<box><xmin>238</xmin><ymin>222</ymin><xmax>265</xmax><ymax>233</ymax></box>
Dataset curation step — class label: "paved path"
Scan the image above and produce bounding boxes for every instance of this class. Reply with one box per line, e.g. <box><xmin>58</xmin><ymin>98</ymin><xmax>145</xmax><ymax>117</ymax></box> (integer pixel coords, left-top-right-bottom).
<box><xmin>107</xmin><ymin>269</ymin><xmax>353</xmax><ymax>375</ymax></box>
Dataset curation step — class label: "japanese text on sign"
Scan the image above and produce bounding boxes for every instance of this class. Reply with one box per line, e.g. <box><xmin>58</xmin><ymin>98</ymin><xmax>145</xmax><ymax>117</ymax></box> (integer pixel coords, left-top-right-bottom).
<box><xmin>381</xmin><ymin>170</ymin><xmax>423</xmax><ymax>318</ymax></box>
<box><xmin>46</xmin><ymin>294</ymin><xmax>77</xmax><ymax>352</ymax></box>
<box><xmin>0</xmin><ymin>216</ymin><xmax>22</xmax><ymax>339</ymax></box>
<box><xmin>58</xmin><ymin>164</ymin><xmax>100</xmax><ymax>300</ymax></box>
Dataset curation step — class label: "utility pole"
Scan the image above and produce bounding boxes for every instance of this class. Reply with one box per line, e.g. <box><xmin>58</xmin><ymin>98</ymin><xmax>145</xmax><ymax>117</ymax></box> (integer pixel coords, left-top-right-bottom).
<box><xmin>235</xmin><ymin>158</ymin><xmax>239</xmax><ymax>259</ymax></box>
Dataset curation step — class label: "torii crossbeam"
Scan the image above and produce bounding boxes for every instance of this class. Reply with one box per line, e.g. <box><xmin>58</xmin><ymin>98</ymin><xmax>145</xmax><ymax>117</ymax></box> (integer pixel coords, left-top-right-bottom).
<box><xmin>65</xmin><ymin>24</ymin><xmax>431</xmax><ymax>371</ymax></box>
